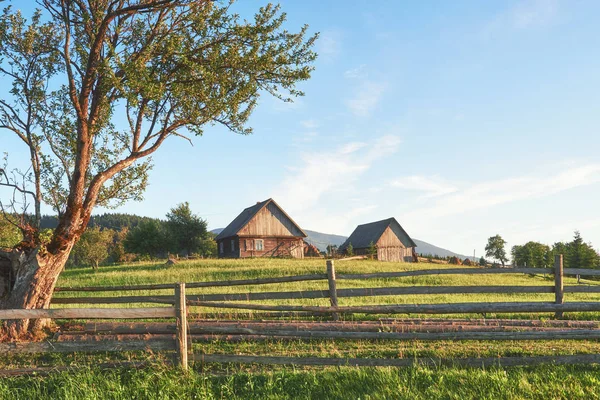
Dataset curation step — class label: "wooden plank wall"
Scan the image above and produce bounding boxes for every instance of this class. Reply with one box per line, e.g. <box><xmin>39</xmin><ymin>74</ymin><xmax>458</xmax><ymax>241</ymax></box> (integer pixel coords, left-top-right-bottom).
<box><xmin>239</xmin><ymin>238</ymin><xmax>304</xmax><ymax>259</ymax></box>
<box><xmin>376</xmin><ymin>226</ymin><xmax>413</xmax><ymax>262</ymax></box>
<box><xmin>238</xmin><ymin>202</ymin><xmax>304</xmax><ymax>237</ymax></box>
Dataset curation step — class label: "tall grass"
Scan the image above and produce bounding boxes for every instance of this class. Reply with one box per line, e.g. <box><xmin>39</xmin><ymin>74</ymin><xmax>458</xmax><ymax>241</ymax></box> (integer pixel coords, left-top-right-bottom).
<box><xmin>3</xmin><ymin>259</ymin><xmax>600</xmax><ymax>398</ymax></box>
<box><xmin>1</xmin><ymin>364</ymin><xmax>600</xmax><ymax>400</ymax></box>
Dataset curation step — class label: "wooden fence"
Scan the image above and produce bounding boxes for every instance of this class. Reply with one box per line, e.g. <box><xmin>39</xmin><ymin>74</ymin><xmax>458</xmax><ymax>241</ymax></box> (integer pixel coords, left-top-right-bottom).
<box><xmin>3</xmin><ymin>254</ymin><xmax>600</xmax><ymax>372</ymax></box>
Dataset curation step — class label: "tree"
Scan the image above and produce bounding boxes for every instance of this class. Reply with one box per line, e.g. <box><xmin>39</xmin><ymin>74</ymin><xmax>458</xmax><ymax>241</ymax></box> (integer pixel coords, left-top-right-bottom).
<box><xmin>567</xmin><ymin>231</ymin><xmax>599</xmax><ymax>269</ymax></box>
<box><xmin>0</xmin><ymin>1</ymin><xmax>316</xmax><ymax>336</ymax></box>
<box><xmin>485</xmin><ymin>235</ymin><xmax>508</xmax><ymax>267</ymax></box>
<box><xmin>70</xmin><ymin>227</ymin><xmax>112</xmax><ymax>269</ymax></box>
<box><xmin>124</xmin><ymin>220</ymin><xmax>169</xmax><ymax>259</ymax></box>
<box><xmin>346</xmin><ymin>243</ymin><xmax>354</xmax><ymax>257</ymax></box>
<box><xmin>479</xmin><ymin>256</ymin><xmax>487</xmax><ymax>267</ymax></box>
<box><xmin>107</xmin><ymin>228</ymin><xmax>130</xmax><ymax>263</ymax></box>
<box><xmin>511</xmin><ymin>241</ymin><xmax>550</xmax><ymax>268</ymax></box>
<box><xmin>0</xmin><ymin>218</ymin><xmax>21</xmax><ymax>248</ymax></box>
<box><xmin>197</xmin><ymin>237</ymin><xmax>217</xmax><ymax>258</ymax></box>
<box><xmin>367</xmin><ymin>241</ymin><xmax>377</xmax><ymax>260</ymax></box>
<box><xmin>165</xmin><ymin>202</ymin><xmax>207</xmax><ymax>256</ymax></box>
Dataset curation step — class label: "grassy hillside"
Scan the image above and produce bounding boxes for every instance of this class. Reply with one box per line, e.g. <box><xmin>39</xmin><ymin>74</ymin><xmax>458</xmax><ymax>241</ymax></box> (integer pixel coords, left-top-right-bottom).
<box><xmin>56</xmin><ymin>258</ymin><xmax>600</xmax><ymax>317</ymax></box>
<box><xmin>5</xmin><ymin>259</ymin><xmax>600</xmax><ymax>399</ymax></box>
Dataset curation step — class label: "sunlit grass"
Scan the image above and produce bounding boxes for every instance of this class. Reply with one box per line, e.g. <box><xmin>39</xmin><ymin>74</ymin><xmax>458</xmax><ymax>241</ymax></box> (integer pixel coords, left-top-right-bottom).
<box><xmin>4</xmin><ymin>259</ymin><xmax>600</xmax><ymax>398</ymax></box>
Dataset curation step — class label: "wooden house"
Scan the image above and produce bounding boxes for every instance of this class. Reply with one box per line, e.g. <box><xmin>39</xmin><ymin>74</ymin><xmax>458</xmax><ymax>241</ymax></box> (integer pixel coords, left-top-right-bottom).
<box><xmin>339</xmin><ymin>218</ymin><xmax>417</xmax><ymax>262</ymax></box>
<box><xmin>215</xmin><ymin>198</ymin><xmax>307</xmax><ymax>258</ymax></box>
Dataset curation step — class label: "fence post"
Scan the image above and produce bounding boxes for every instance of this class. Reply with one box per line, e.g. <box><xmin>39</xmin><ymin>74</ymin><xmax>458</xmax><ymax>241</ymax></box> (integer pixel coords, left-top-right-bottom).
<box><xmin>326</xmin><ymin>260</ymin><xmax>339</xmax><ymax>321</ymax></box>
<box><xmin>554</xmin><ymin>254</ymin><xmax>564</xmax><ymax>319</ymax></box>
<box><xmin>175</xmin><ymin>282</ymin><xmax>188</xmax><ymax>370</ymax></box>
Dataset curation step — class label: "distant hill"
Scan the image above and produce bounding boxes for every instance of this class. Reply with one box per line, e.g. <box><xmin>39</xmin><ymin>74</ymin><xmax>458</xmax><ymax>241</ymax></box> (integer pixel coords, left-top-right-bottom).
<box><xmin>412</xmin><ymin>239</ymin><xmax>470</xmax><ymax>260</ymax></box>
<box><xmin>210</xmin><ymin>228</ymin><xmax>470</xmax><ymax>259</ymax></box>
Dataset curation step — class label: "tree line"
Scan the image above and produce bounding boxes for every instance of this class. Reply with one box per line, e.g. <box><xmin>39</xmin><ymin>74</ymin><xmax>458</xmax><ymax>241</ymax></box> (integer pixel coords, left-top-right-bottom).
<box><xmin>0</xmin><ymin>202</ymin><xmax>217</xmax><ymax>269</ymax></box>
<box><xmin>484</xmin><ymin>231</ymin><xmax>600</xmax><ymax>269</ymax></box>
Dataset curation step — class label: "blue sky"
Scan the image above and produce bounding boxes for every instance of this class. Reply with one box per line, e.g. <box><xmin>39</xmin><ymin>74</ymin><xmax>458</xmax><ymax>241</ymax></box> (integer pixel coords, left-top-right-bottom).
<box><xmin>2</xmin><ymin>0</ymin><xmax>600</xmax><ymax>257</ymax></box>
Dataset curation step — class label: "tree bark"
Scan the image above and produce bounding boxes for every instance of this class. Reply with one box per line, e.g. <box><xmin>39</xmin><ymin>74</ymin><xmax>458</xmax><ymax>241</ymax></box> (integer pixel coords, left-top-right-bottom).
<box><xmin>0</xmin><ymin>245</ymin><xmax>74</xmax><ymax>339</ymax></box>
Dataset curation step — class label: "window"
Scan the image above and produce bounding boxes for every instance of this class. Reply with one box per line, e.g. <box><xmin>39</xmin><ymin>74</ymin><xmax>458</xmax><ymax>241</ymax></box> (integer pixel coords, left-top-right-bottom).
<box><xmin>245</xmin><ymin>239</ymin><xmax>253</xmax><ymax>251</ymax></box>
<box><xmin>231</xmin><ymin>240</ymin><xmax>235</xmax><ymax>252</ymax></box>
<box><xmin>219</xmin><ymin>242</ymin><xmax>224</xmax><ymax>254</ymax></box>
<box><xmin>255</xmin><ymin>239</ymin><xmax>264</xmax><ymax>251</ymax></box>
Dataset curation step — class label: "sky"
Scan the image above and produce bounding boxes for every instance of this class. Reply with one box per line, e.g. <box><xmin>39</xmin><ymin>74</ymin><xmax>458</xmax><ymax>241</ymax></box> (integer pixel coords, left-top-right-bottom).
<box><xmin>2</xmin><ymin>0</ymin><xmax>600</xmax><ymax>258</ymax></box>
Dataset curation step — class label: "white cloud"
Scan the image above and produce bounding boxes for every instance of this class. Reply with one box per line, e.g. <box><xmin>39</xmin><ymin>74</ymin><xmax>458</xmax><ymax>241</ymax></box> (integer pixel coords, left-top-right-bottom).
<box><xmin>405</xmin><ymin>164</ymin><xmax>600</xmax><ymax>219</ymax></box>
<box><xmin>318</xmin><ymin>30</ymin><xmax>342</xmax><ymax>60</ymax></box>
<box><xmin>292</xmin><ymin>131</ymin><xmax>318</xmax><ymax>145</ymax></box>
<box><xmin>483</xmin><ymin>0</ymin><xmax>560</xmax><ymax>38</ymax></box>
<box><xmin>301</xmin><ymin>119</ymin><xmax>319</xmax><ymax>129</ymax></box>
<box><xmin>347</xmin><ymin>205</ymin><xmax>378</xmax><ymax>219</ymax></box>
<box><xmin>344</xmin><ymin>64</ymin><xmax>368</xmax><ymax>79</ymax></box>
<box><xmin>512</xmin><ymin>0</ymin><xmax>559</xmax><ymax>29</ymax></box>
<box><xmin>345</xmin><ymin>81</ymin><xmax>387</xmax><ymax>117</ymax></box>
<box><xmin>274</xmin><ymin>135</ymin><xmax>401</xmax><ymax>214</ymax></box>
<box><xmin>390</xmin><ymin>176</ymin><xmax>458</xmax><ymax>199</ymax></box>
<box><xmin>339</xmin><ymin>142</ymin><xmax>368</xmax><ymax>154</ymax></box>
<box><xmin>365</xmin><ymin>135</ymin><xmax>402</xmax><ymax>161</ymax></box>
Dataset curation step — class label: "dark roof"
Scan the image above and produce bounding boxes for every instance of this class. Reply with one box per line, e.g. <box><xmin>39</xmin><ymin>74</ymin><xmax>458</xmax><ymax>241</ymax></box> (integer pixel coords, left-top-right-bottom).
<box><xmin>339</xmin><ymin>217</ymin><xmax>416</xmax><ymax>251</ymax></box>
<box><xmin>215</xmin><ymin>198</ymin><xmax>307</xmax><ymax>240</ymax></box>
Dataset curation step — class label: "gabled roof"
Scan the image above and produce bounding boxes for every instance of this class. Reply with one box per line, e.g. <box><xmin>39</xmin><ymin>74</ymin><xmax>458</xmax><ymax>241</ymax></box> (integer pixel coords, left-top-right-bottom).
<box><xmin>339</xmin><ymin>217</ymin><xmax>416</xmax><ymax>251</ymax></box>
<box><xmin>215</xmin><ymin>198</ymin><xmax>307</xmax><ymax>240</ymax></box>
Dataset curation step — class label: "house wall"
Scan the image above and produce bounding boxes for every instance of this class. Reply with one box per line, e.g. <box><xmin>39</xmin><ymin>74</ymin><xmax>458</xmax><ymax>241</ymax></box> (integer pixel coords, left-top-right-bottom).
<box><xmin>217</xmin><ymin>237</ymin><xmax>240</xmax><ymax>258</ymax></box>
<box><xmin>239</xmin><ymin>237</ymin><xmax>304</xmax><ymax>259</ymax></box>
<box><xmin>218</xmin><ymin>237</ymin><xmax>304</xmax><ymax>259</ymax></box>
<box><xmin>375</xmin><ymin>226</ymin><xmax>414</xmax><ymax>262</ymax></box>
<box><xmin>237</xmin><ymin>203</ymin><xmax>305</xmax><ymax>237</ymax></box>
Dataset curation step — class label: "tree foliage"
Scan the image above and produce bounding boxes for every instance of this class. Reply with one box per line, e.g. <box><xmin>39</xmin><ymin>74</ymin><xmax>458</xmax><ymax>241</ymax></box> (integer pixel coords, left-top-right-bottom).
<box><xmin>69</xmin><ymin>227</ymin><xmax>113</xmax><ymax>269</ymax></box>
<box><xmin>510</xmin><ymin>231</ymin><xmax>599</xmax><ymax>270</ymax></box>
<box><xmin>367</xmin><ymin>241</ymin><xmax>377</xmax><ymax>260</ymax></box>
<box><xmin>0</xmin><ymin>1</ymin><xmax>316</xmax><ymax>332</ymax></box>
<box><xmin>0</xmin><ymin>217</ymin><xmax>21</xmax><ymax>248</ymax></box>
<box><xmin>124</xmin><ymin>219</ymin><xmax>169</xmax><ymax>258</ymax></box>
<box><xmin>346</xmin><ymin>242</ymin><xmax>354</xmax><ymax>257</ymax></box>
<box><xmin>165</xmin><ymin>202</ymin><xmax>207</xmax><ymax>255</ymax></box>
<box><xmin>485</xmin><ymin>234</ymin><xmax>508</xmax><ymax>267</ymax></box>
<box><xmin>511</xmin><ymin>241</ymin><xmax>550</xmax><ymax>268</ymax></box>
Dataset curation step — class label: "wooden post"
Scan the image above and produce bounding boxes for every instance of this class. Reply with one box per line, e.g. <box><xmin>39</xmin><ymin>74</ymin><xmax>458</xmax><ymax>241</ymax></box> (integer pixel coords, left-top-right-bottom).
<box><xmin>555</xmin><ymin>254</ymin><xmax>564</xmax><ymax>319</ymax></box>
<box><xmin>327</xmin><ymin>260</ymin><xmax>339</xmax><ymax>321</ymax></box>
<box><xmin>175</xmin><ymin>283</ymin><xmax>188</xmax><ymax>370</ymax></box>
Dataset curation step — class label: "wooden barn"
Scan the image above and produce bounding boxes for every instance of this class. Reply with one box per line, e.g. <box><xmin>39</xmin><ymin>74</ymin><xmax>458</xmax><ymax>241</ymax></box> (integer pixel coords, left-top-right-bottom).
<box><xmin>215</xmin><ymin>198</ymin><xmax>307</xmax><ymax>259</ymax></box>
<box><xmin>339</xmin><ymin>218</ymin><xmax>417</xmax><ymax>262</ymax></box>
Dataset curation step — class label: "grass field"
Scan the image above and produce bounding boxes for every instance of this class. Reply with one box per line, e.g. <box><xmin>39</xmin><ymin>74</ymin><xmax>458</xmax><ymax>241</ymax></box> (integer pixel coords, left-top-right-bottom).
<box><xmin>3</xmin><ymin>258</ymin><xmax>600</xmax><ymax>399</ymax></box>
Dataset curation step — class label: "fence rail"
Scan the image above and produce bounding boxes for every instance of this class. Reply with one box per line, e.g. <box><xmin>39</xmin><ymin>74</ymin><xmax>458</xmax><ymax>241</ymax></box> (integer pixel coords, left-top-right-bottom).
<box><xmin>4</xmin><ymin>254</ymin><xmax>600</xmax><ymax>374</ymax></box>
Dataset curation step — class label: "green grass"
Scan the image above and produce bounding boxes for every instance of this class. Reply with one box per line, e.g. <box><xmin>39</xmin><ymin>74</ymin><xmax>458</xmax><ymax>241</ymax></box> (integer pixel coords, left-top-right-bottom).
<box><xmin>1</xmin><ymin>364</ymin><xmax>600</xmax><ymax>400</ymax></box>
<box><xmin>3</xmin><ymin>258</ymin><xmax>600</xmax><ymax>398</ymax></box>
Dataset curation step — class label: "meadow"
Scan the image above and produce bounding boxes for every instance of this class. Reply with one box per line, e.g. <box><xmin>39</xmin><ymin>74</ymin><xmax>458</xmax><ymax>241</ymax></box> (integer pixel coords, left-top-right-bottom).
<box><xmin>2</xmin><ymin>258</ymin><xmax>600</xmax><ymax>399</ymax></box>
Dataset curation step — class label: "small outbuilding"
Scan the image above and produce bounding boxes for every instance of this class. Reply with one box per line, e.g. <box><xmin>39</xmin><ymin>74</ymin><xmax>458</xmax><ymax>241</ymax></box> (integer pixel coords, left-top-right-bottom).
<box><xmin>339</xmin><ymin>217</ymin><xmax>417</xmax><ymax>262</ymax></box>
<box><xmin>216</xmin><ymin>198</ymin><xmax>307</xmax><ymax>258</ymax></box>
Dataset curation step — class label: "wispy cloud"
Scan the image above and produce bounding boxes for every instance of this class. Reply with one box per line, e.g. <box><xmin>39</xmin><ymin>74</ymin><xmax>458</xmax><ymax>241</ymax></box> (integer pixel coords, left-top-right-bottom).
<box><xmin>344</xmin><ymin>64</ymin><xmax>368</xmax><ymax>79</ymax></box>
<box><xmin>345</xmin><ymin>81</ymin><xmax>387</xmax><ymax>117</ymax></box>
<box><xmin>483</xmin><ymin>0</ymin><xmax>560</xmax><ymax>38</ymax></box>
<box><xmin>301</xmin><ymin>119</ymin><xmax>319</xmax><ymax>129</ymax></box>
<box><xmin>274</xmin><ymin>135</ymin><xmax>401</xmax><ymax>214</ymax></box>
<box><xmin>318</xmin><ymin>30</ymin><xmax>342</xmax><ymax>60</ymax></box>
<box><xmin>347</xmin><ymin>205</ymin><xmax>378</xmax><ymax>219</ymax></box>
<box><xmin>405</xmin><ymin>164</ymin><xmax>600</xmax><ymax>219</ymax></box>
<box><xmin>339</xmin><ymin>142</ymin><xmax>368</xmax><ymax>154</ymax></box>
<box><xmin>512</xmin><ymin>0</ymin><xmax>559</xmax><ymax>29</ymax></box>
<box><xmin>390</xmin><ymin>176</ymin><xmax>458</xmax><ymax>199</ymax></box>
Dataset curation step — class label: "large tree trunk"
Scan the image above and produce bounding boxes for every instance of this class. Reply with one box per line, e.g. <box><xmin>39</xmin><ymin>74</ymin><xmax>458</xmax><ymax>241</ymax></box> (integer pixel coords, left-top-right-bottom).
<box><xmin>0</xmin><ymin>245</ymin><xmax>73</xmax><ymax>339</ymax></box>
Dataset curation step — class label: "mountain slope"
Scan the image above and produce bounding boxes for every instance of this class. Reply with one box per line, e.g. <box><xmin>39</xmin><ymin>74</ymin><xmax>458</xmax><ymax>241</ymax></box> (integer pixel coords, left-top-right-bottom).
<box><xmin>211</xmin><ymin>228</ymin><xmax>469</xmax><ymax>259</ymax></box>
